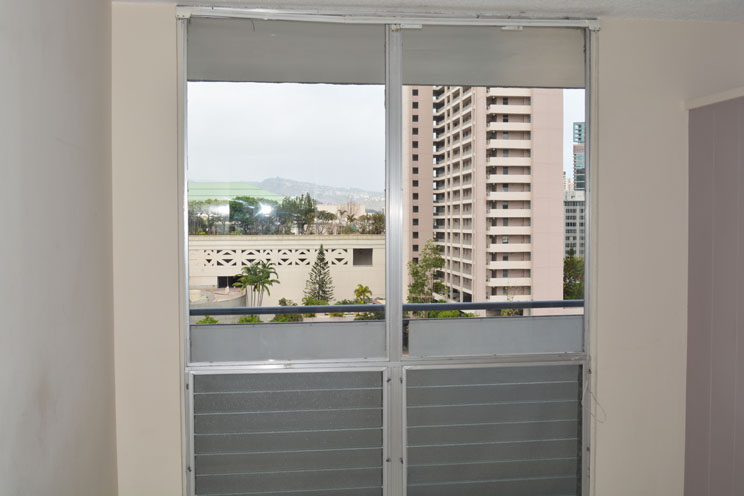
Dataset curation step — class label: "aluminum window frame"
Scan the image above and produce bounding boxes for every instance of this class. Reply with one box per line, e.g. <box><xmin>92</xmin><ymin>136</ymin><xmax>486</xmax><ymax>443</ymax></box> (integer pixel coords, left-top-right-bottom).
<box><xmin>177</xmin><ymin>10</ymin><xmax>596</xmax><ymax>496</ymax></box>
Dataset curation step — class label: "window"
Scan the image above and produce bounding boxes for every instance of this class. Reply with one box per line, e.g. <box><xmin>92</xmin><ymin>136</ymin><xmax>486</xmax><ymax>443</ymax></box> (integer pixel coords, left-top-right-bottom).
<box><xmin>185</xmin><ymin>16</ymin><xmax>589</xmax><ymax>496</ymax></box>
<box><xmin>503</xmin><ymin>167</ymin><xmax>508</xmax><ymax>174</ymax></box>
<box><xmin>352</xmin><ymin>248</ymin><xmax>373</xmax><ymax>266</ymax></box>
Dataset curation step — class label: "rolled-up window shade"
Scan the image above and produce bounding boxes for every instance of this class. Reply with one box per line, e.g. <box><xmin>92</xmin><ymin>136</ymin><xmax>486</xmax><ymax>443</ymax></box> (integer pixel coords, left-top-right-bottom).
<box><xmin>402</xmin><ymin>25</ymin><xmax>585</xmax><ymax>88</ymax></box>
<box><xmin>187</xmin><ymin>17</ymin><xmax>385</xmax><ymax>84</ymax></box>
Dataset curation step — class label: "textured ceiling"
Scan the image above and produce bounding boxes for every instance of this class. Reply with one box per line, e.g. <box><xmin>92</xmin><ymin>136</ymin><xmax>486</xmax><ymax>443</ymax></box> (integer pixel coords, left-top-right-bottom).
<box><xmin>124</xmin><ymin>0</ymin><xmax>744</xmax><ymax>22</ymax></box>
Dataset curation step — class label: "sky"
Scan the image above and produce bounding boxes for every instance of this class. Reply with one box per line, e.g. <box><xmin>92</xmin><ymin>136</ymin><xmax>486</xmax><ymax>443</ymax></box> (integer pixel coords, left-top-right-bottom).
<box><xmin>188</xmin><ymin>83</ymin><xmax>585</xmax><ymax>191</ymax></box>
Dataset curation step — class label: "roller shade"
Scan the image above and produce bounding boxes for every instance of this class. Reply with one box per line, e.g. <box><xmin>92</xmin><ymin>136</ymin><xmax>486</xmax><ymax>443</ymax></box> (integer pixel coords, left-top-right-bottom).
<box><xmin>402</xmin><ymin>25</ymin><xmax>585</xmax><ymax>88</ymax></box>
<box><xmin>187</xmin><ymin>17</ymin><xmax>385</xmax><ymax>84</ymax></box>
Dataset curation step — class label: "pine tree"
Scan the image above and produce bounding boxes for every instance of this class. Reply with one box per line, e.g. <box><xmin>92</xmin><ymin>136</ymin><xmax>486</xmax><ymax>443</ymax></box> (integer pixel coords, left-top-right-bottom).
<box><xmin>304</xmin><ymin>244</ymin><xmax>334</xmax><ymax>302</ymax></box>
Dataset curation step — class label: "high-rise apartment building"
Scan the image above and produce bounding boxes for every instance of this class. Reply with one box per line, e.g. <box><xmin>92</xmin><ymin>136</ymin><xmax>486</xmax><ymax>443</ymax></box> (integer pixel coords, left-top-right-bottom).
<box><xmin>404</xmin><ymin>86</ymin><xmax>564</xmax><ymax>305</ymax></box>
<box><xmin>573</xmin><ymin>122</ymin><xmax>586</xmax><ymax>191</ymax></box>
<box><xmin>564</xmin><ymin>190</ymin><xmax>586</xmax><ymax>257</ymax></box>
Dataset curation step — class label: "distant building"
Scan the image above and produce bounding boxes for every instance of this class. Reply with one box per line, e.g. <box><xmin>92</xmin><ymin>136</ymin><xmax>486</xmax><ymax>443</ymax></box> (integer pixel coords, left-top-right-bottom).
<box><xmin>573</xmin><ymin>122</ymin><xmax>586</xmax><ymax>191</ymax></box>
<box><xmin>404</xmin><ymin>86</ymin><xmax>564</xmax><ymax>305</ymax></box>
<box><xmin>564</xmin><ymin>190</ymin><xmax>585</xmax><ymax>257</ymax></box>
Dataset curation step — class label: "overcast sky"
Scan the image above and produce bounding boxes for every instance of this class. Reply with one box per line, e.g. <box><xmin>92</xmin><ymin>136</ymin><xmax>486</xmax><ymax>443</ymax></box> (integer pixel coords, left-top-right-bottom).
<box><xmin>188</xmin><ymin>83</ymin><xmax>584</xmax><ymax>190</ymax></box>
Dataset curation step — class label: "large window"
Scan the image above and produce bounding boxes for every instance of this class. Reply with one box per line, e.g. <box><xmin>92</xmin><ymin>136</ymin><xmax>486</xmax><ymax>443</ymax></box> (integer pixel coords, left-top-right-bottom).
<box><xmin>182</xmin><ymin>12</ymin><xmax>592</xmax><ymax>496</ymax></box>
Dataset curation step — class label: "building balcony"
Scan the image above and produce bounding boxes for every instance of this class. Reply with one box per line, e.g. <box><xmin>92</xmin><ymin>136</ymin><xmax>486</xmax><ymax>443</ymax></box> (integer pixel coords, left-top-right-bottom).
<box><xmin>487</xmin><ymin>208</ymin><xmax>532</xmax><ymax>218</ymax></box>
<box><xmin>487</xmin><ymin>139</ymin><xmax>532</xmax><ymax>149</ymax></box>
<box><xmin>486</xmin><ymin>226</ymin><xmax>532</xmax><ymax>236</ymax></box>
<box><xmin>487</xmin><ymin>104</ymin><xmax>532</xmax><ymax>114</ymax></box>
<box><xmin>486</xmin><ymin>87</ymin><xmax>532</xmax><ymax>97</ymax></box>
<box><xmin>487</xmin><ymin>157</ymin><xmax>532</xmax><ymax>166</ymax></box>
<box><xmin>486</xmin><ymin>191</ymin><xmax>532</xmax><ymax>201</ymax></box>
<box><xmin>486</xmin><ymin>174</ymin><xmax>531</xmax><ymax>184</ymax></box>
<box><xmin>486</xmin><ymin>277</ymin><xmax>532</xmax><ymax>287</ymax></box>
<box><xmin>487</xmin><ymin>260</ymin><xmax>533</xmax><ymax>270</ymax></box>
<box><xmin>487</xmin><ymin>243</ymin><xmax>532</xmax><ymax>252</ymax></box>
<box><xmin>487</xmin><ymin>121</ymin><xmax>532</xmax><ymax>132</ymax></box>
<box><xmin>486</xmin><ymin>294</ymin><xmax>533</xmax><ymax>302</ymax></box>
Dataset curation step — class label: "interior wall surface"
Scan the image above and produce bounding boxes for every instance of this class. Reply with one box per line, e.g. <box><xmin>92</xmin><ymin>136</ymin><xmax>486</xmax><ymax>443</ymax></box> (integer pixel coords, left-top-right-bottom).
<box><xmin>686</xmin><ymin>96</ymin><xmax>744</xmax><ymax>496</ymax></box>
<box><xmin>112</xmin><ymin>3</ymin><xmax>183</xmax><ymax>495</ymax></box>
<box><xmin>110</xmin><ymin>6</ymin><xmax>744</xmax><ymax>495</ymax></box>
<box><xmin>593</xmin><ymin>18</ymin><xmax>744</xmax><ymax>496</ymax></box>
<box><xmin>0</xmin><ymin>1</ymin><xmax>117</xmax><ymax>495</ymax></box>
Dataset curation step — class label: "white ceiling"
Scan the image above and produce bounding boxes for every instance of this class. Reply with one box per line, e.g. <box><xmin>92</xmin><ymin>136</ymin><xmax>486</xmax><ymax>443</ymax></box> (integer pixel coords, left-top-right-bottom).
<box><xmin>125</xmin><ymin>0</ymin><xmax>744</xmax><ymax>22</ymax></box>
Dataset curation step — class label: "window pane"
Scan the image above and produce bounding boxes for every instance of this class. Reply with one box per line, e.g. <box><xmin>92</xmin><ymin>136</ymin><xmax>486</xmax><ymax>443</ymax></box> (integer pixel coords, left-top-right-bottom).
<box><xmin>187</xmin><ymin>21</ymin><xmax>386</xmax><ymax>361</ymax></box>
<box><xmin>401</xmin><ymin>83</ymin><xmax>585</xmax><ymax>355</ymax></box>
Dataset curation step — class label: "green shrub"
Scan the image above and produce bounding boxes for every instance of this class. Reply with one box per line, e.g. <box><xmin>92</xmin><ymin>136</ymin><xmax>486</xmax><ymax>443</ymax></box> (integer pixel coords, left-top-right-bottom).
<box><xmin>271</xmin><ymin>313</ymin><xmax>303</xmax><ymax>323</ymax></box>
<box><xmin>196</xmin><ymin>315</ymin><xmax>218</xmax><ymax>324</ymax></box>
<box><xmin>272</xmin><ymin>298</ymin><xmax>303</xmax><ymax>322</ymax></box>
<box><xmin>237</xmin><ymin>315</ymin><xmax>262</xmax><ymax>323</ymax></box>
<box><xmin>301</xmin><ymin>296</ymin><xmax>328</xmax><ymax>317</ymax></box>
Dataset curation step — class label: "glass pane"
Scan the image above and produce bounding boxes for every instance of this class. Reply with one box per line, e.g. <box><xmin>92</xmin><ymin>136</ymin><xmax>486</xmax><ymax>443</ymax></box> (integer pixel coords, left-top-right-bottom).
<box><xmin>401</xmin><ymin>27</ymin><xmax>586</xmax><ymax>355</ymax></box>
<box><xmin>186</xmin><ymin>20</ymin><xmax>386</xmax><ymax>362</ymax></box>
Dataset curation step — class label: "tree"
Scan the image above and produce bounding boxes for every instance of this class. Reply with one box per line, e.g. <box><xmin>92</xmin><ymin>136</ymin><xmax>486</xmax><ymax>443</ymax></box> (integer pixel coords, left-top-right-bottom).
<box><xmin>314</xmin><ymin>210</ymin><xmax>338</xmax><ymax>234</ymax></box>
<box><xmin>354</xmin><ymin>284</ymin><xmax>372</xmax><ymax>303</ymax></box>
<box><xmin>304</xmin><ymin>244</ymin><xmax>334</xmax><ymax>302</ymax></box>
<box><xmin>563</xmin><ymin>248</ymin><xmax>585</xmax><ymax>300</ymax></box>
<box><xmin>407</xmin><ymin>239</ymin><xmax>446</xmax><ymax>305</ymax></box>
<box><xmin>229</xmin><ymin>196</ymin><xmax>279</xmax><ymax>234</ymax></box>
<box><xmin>358</xmin><ymin>212</ymin><xmax>385</xmax><ymax>234</ymax></box>
<box><xmin>234</xmin><ymin>260</ymin><xmax>280</xmax><ymax>307</ymax></box>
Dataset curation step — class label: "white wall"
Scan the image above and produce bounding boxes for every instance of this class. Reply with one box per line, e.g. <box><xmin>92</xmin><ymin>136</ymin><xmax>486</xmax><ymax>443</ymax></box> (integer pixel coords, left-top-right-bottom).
<box><xmin>592</xmin><ymin>19</ymin><xmax>744</xmax><ymax>496</ymax></box>
<box><xmin>112</xmin><ymin>3</ymin><xmax>184</xmax><ymax>495</ymax></box>
<box><xmin>0</xmin><ymin>1</ymin><xmax>117</xmax><ymax>495</ymax></box>
<box><xmin>110</xmin><ymin>6</ymin><xmax>744</xmax><ymax>495</ymax></box>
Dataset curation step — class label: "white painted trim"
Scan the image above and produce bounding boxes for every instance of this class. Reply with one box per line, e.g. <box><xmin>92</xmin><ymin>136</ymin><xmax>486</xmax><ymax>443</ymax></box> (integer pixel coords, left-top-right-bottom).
<box><xmin>687</xmin><ymin>86</ymin><xmax>744</xmax><ymax>110</ymax></box>
<box><xmin>176</xmin><ymin>5</ymin><xmax>601</xmax><ymax>29</ymax></box>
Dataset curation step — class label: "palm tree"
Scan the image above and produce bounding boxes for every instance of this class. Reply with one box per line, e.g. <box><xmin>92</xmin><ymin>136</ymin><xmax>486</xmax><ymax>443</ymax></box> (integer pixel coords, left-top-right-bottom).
<box><xmin>234</xmin><ymin>261</ymin><xmax>280</xmax><ymax>308</ymax></box>
<box><xmin>354</xmin><ymin>284</ymin><xmax>372</xmax><ymax>303</ymax></box>
<box><xmin>254</xmin><ymin>260</ymin><xmax>279</xmax><ymax>307</ymax></box>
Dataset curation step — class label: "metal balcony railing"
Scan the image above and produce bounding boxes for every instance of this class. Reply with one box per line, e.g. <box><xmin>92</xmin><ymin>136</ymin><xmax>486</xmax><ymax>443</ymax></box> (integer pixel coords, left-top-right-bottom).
<box><xmin>190</xmin><ymin>299</ymin><xmax>584</xmax><ymax>316</ymax></box>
